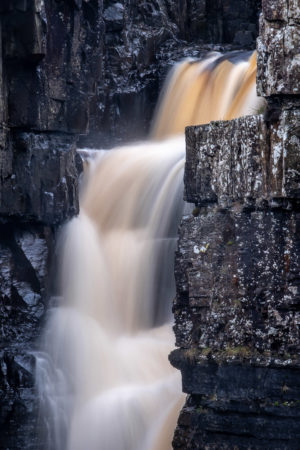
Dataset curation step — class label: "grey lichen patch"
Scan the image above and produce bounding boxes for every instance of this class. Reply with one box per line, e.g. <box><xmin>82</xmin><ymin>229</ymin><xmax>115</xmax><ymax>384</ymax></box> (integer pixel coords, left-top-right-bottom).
<box><xmin>185</xmin><ymin>115</ymin><xmax>267</xmax><ymax>206</ymax></box>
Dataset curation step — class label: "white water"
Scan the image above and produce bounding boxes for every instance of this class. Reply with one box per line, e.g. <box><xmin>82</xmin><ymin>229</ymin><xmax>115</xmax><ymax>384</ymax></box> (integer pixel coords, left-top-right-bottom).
<box><xmin>36</xmin><ymin>52</ymin><xmax>262</xmax><ymax>450</ymax></box>
<box><xmin>36</xmin><ymin>137</ymin><xmax>186</xmax><ymax>450</ymax></box>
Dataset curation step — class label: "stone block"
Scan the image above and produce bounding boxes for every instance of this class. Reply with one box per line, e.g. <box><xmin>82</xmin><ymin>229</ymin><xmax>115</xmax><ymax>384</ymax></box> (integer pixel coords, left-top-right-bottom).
<box><xmin>270</xmin><ymin>109</ymin><xmax>300</xmax><ymax>197</ymax></box>
<box><xmin>262</xmin><ymin>0</ymin><xmax>288</xmax><ymax>22</ymax></box>
<box><xmin>257</xmin><ymin>16</ymin><xmax>300</xmax><ymax>96</ymax></box>
<box><xmin>185</xmin><ymin>112</ymin><xmax>300</xmax><ymax>204</ymax></box>
<box><xmin>172</xmin><ymin>375</ymin><xmax>300</xmax><ymax>449</ymax></box>
<box><xmin>185</xmin><ymin>116</ymin><xmax>267</xmax><ymax>206</ymax></box>
<box><xmin>288</xmin><ymin>0</ymin><xmax>300</xmax><ymax>23</ymax></box>
<box><xmin>173</xmin><ymin>208</ymin><xmax>300</xmax><ymax>355</ymax></box>
<box><xmin>0</xmin><ymin>222</ymin><xmax>54</xmax><ymax>449</ymax></box>
<box><xmin>0</xmin><ymin>132</ymin><xmax>81</xmax><ymax>225</ymax></box>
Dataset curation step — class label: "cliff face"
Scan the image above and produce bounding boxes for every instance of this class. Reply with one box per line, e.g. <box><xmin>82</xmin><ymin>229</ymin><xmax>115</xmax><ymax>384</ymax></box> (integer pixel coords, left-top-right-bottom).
<box><xmin>81</xmin><ymin>0</ymin><xmax>261</xmax><ymax>147</ymax></box>
<box><xmin>0</xmin><ymin>1</ymin><xmax>102</xmax><ymax>446</ymax></box>
<box><xmin>0</xmin><ymin>0</ymin><xmax>262</xmax><ymax>448</ymax></box>
<box><xmin>170</xmin><ymin>1</ymin><xmax>300</xmax><ymax>448</ymax></box>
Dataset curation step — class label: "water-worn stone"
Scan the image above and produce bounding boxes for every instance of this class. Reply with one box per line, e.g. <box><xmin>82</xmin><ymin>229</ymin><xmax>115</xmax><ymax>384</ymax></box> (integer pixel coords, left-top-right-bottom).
<box><xmin>171</xmin><ymin>376</ymin><xmax>300</xmax><ymax>449</ymax></box>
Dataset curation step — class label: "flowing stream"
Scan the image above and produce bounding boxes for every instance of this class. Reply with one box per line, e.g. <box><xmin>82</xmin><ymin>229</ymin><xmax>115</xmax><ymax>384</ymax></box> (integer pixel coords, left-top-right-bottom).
<box><xmin>35</xmin><ymin>51</ymin><xmax>263</xmax><ymax>450</ymax></box>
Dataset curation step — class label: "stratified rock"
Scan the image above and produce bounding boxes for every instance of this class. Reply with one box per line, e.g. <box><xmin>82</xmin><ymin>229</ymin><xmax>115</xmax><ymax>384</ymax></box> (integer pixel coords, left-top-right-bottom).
<box><xmin>185</xmin><ymin>111</ymin><xmax>300</xmax><ymax>205</ymax></box>
<box><xmin>171</xmin><ymin>111</ymin><xmax>300</xmax><ymax>448</ymax></box>
<box><xmin>0</xmin><ymin>131</ymin><xmax>80</xmax><ymax>224</ymax></box>
<box><xmin>0</xmin><ymin>2</ymin><xmax>99</xmax><ymax>447</ymax></box>
<box><xmin>2</xmin><ymin>0</ymin><xmax>104</xmax><ymax>133</ymax></box>
<box><xmin>185</xmin><ymin>116</ymin><xmax>267</xmax><ymax>205</ymax></box>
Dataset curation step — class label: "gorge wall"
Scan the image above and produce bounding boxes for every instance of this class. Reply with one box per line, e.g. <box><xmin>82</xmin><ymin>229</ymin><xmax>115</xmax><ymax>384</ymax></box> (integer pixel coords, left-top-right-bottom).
<box><xmin>2</xmin><ymin>0</ymin><xmax>295</xmax><ymax>449</ymax></box>
<box><xmin>170</xmin><ymin>1</ymin><xmax>300</xmax><ymax>448</ymax></box>
<box><xmin>0</xmin><ymin>1</ymin><xmax>103</xmax><ymax>446</ymax></box>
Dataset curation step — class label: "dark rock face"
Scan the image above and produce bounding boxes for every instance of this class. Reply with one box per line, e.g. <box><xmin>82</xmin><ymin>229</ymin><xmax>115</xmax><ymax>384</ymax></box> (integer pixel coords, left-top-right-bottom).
<box><xmin>0</xmin><ymin>1</ymin><xmax>100</xmax><ymax>447</ymax></box>
<box><xmin>81</xmin><ymin>0</ymin><xmax>261</xmax><ymax>148</ymax></box>
<box><xmin>170</xmin><ymin>2</ymin><xmax>300</xmax><ymax>445</ymax></box>
<box><xmin>171</xmin><ymin>114</ymin><xmax>300</xmax><ymax>448</ymax></box>
<box><xmin>1</xmin><ymin>0</ymin><xmax>104</xmax><ymax>133</ymax></box>
<box><xmin>0</xmin><ymin>224</ymin><xmax>54</xmax><ymax>449</ymax></box>
<box><xmin>257</xmin><ymin>0</ymin><xmax>300</xmax><ymax>97</ymax></box>
<box><xmin>0</xmin><ymin>132</ymin><xmax>80</xmax><ymax>224</ymax></box>
<box><xmin>170</xmin><ymin>363</ymin><xmax>300</xmax><ymax>449</ymax></box>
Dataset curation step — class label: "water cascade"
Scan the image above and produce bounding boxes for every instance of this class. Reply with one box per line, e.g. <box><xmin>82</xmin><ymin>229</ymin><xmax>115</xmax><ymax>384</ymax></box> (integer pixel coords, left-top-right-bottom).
<box><xmin>36</xmin><ymin>52</ymin><xmax>263</xmax><ymax>450</ymax></box>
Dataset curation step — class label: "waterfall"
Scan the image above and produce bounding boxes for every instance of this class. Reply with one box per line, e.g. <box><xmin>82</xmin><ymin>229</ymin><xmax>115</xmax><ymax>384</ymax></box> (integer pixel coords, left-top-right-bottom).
<box><xmin>35</xmin><ymin>52</ymin><xmax>263</xmax><ymax>450</ymax></box>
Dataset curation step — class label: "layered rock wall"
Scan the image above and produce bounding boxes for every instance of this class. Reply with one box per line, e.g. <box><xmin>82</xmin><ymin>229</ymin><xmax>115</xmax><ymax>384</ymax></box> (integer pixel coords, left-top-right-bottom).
<box><xmin>0</xmin><ymin>1</ymin><xmax>103</xmax><ymax>447</ymax></box>
<box><xmin>171</xmin><ymin>1</ymin><xmax>300</xmax><ymax>448</ymax></box>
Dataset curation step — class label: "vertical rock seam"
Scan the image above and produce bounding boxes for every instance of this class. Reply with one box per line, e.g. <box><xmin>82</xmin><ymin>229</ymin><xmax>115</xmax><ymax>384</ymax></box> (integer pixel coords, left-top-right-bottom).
<box><xmin>170</xmin><ymin>1</ymin><xmax>300</xmax><ymax>448</ymax></box>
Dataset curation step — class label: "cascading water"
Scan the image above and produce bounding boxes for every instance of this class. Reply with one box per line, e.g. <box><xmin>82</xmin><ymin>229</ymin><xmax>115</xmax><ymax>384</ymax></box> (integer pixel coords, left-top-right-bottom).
<box><xmin>35</xmin><ymin>52</ymin><xmax>263</xmax><ymax>450</ymax></box>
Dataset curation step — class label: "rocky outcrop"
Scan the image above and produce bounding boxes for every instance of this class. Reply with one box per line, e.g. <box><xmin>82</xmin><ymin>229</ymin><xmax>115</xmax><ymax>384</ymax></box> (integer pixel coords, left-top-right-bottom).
<box><xmin>170</xmin><ymin>1</ymin><xmax>300</xmax><ymax>448</ymax></box>
<box><xmin>0</xmin><ymin>1</ymin><xmax>101</xmax><ymax>447</ymax></box>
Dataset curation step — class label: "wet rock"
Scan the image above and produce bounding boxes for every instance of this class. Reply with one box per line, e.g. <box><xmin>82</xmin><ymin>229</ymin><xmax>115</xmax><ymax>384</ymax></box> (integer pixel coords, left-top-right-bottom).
<box><xmin>2</xmin><ymin>0</ymin><xmax>104</xmax><ymax>133</ymax></box>
<box><xmin>0</xmin><ymin>2</ymin><xmax>96</xmax><ymax>447</ymax></box>
<box><xmin>0</xmin><ymin>223</ymin><xmax>54</xmax><ymax>448</ymax></box>
<box><xmin>103</xmin><ymin>2</ymin><xmax>124</xmax><ymax>31</ymax></box>
<box><xmin>172</xmin><ymin>80</ymin><xmax>300</xmax><ymax>447</ymax></box>
<box><xmin>171</xmin><ymin>379</ymin><xmax>300</xmax><ymax>449</ymax></box>
<box><xmin>81</xmin><ymin>0</ymin><xmax>261</xmax><ymax>148</ymax></box>
<box><xmin>0</xmin><ymin>131</ymin><xmax>80</xmax><ymax>224</ymax></box>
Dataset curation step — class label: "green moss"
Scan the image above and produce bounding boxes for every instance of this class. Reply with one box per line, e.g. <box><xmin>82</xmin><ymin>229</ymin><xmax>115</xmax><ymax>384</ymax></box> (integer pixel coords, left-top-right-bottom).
<box><xmin>255</xmin><ymin>104</ymin><xmax>267</xmax><ymax>115</ymax></box>
<box><xmin>232</xmin><ymin>299</ymin><xmax>242</xmax><ymax>308</ymax></box>
<box><xmin>196</xmin><ymin>406</ymin><xmax>208</xmax><ymax>414</ymax></box>
<box><xmin>210</xmin><ymin>393</ymin><xmax>217</xmax><ymax>402</ymax></box>
<box><xmin>226</xmin><ymin>240</ymin><xmax>235</xmax><ymax>246</ymax></box>
<box><xmin>192</xmin><ymin>207</ymin><xmax>200</xmax><ymax>217</ymax></box>
<box><xmin>223</xmin><ymin>346</ymin><xmax>252</xmax><ymax>358</ymax></box>
<box><xmin>201</xmin><ymin>347</ymin><xmax>212</xmax><ymax>356</ymax></box>
<box><xmin>184</xmin><ymin>348</ymin><xmax>198</xmax><ymax>362</ymax></box>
